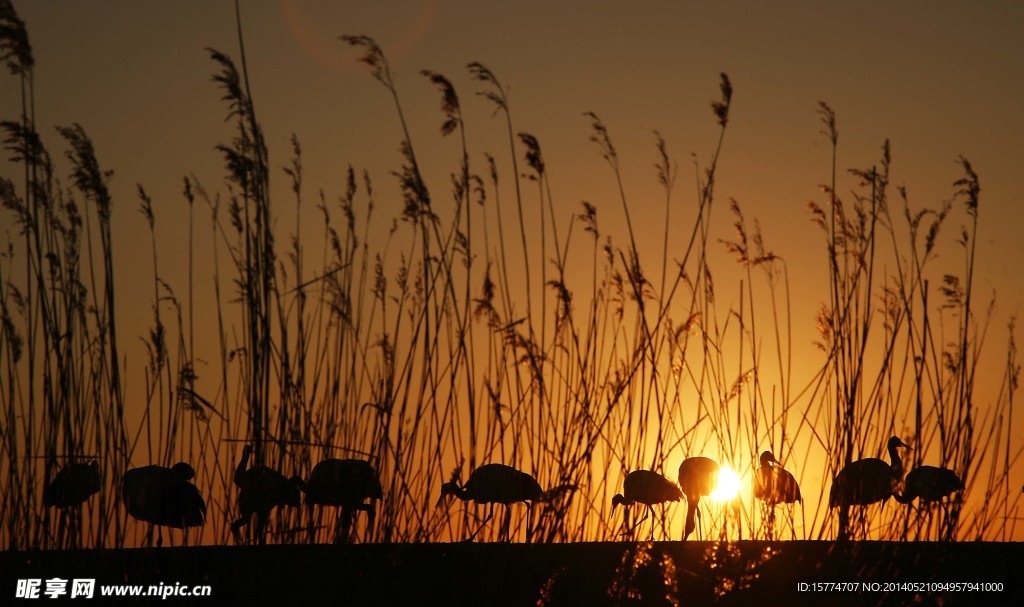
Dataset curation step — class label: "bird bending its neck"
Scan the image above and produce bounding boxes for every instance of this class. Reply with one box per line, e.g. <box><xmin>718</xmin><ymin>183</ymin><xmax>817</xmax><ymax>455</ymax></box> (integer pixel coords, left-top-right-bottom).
<box><xmin>440</xmin><ymin>481</ymin><xmax>472</xmax><ymax>502</ymax></box>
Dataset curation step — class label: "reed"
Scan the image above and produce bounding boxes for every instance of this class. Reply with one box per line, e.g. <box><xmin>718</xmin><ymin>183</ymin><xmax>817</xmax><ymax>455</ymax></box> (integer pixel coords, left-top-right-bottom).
<box><xmin>0</xmin><ymin>2</ymin><xmax>1019</xmax><ymax>548</ymax></box>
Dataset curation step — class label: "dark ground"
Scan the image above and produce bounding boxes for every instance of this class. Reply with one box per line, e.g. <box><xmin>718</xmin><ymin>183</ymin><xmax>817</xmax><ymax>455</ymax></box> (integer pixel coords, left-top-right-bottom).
<box><xmin>3</xmin><ymin>541</ymin><xmax>1021</xmax><ymax>606</ymax></box>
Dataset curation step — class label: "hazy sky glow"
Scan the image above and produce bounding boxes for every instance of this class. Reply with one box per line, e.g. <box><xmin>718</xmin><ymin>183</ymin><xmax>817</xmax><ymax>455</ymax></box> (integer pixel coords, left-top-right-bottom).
<box><xmin>2</xmin><ymin>1</ymin><xmax>1023</xmax><ymax>543</ymax></box>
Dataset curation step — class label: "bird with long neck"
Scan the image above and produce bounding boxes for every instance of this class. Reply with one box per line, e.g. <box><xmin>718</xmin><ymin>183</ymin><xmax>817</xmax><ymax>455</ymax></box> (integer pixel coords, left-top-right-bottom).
<box><xmin>677</xmin><ymin>457</ymin><xmax>719</xmax><ymax>541</ymax></box>
<box><xmin>754</xmin><ymin>451</ymin><xmax>801</xmax><ymax>539</ymax></box>
<box><xmin>611</xmin><ymin>470</ymin><xmax>682</xmax><ymax>540</ymax></box>
<box><xmin>296</xmin><ymin>458</ymin><xmax>382</xmax><ymax>544</ymax></box>
<box><xmin>438</xmin><ymin>463</ymin><xmax>544</xmax><ymax>541</ymax></box>
<box><xmin>231</xmin><ymin>445</ymin><xmax>301</xmax><ymax>544</ymax></box>
<box><xmin>754</xmin><ymin>451</ymin><xmax>801</xmax><ymax>506</ymax></box>
<box><xmin>829</xmin><ymin>436</ymin><xmax>908</xmax><ymax>539</ymax></box>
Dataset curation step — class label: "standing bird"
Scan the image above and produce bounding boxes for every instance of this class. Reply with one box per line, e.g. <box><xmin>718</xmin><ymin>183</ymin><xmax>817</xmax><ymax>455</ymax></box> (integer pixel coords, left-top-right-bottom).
<box><xmin>44</xmin><ymin>460</ymin><xmax>101</xmax><ymax>508</ymax></box>
<box><xmin>122</xmin><ymin>462</ymin><xmax>206</xmax><ymax>547</ymax></box>
<box><xmin>754</xmin><ymin>451</ymin><xmax>801</xmax><ymax>505</ymax></box>
<box><xmin>829</xmin><ymin>436</ymin><xmax>908</xmax><ymax>538</ymax></box>
<box><xmin>438</xmin><ymin>463</ymin><xmax>544</xmax><ymax>541</ymax></box>
<box><xmin>754</xmin><ymin>451</ymin><xmax>801</xmax><ymax>540</ymax></box>
<box><xmin>896</xmin><ymin>465</ymin><xmax>963</xmax><ymax>504</ymax></box>
<box><xmin>296</xmin><ymin>458</ymin><xmax>383</xmax><ymax>544</ymax></box>
<box><xmin>612</xmin><ymin>470</ymin><xmax>683</xmax><ymax>540</ymax></box>
<box><xmin>677</xmin><ymin>457</ymin><xmax>719</xmax><ymax>541</ymax></box>
<box><xmin>230</xmin><ymin>445</ymin><xmax>301</xmax><ymax>543</ymax></box>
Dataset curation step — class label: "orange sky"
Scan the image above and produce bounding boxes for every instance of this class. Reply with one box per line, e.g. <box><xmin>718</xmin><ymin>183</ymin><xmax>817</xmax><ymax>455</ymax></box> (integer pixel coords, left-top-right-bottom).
<box><xmin>2</xmin><ymin>1</ymin><xmax>1023</xmax><ymax>540</ymax></box>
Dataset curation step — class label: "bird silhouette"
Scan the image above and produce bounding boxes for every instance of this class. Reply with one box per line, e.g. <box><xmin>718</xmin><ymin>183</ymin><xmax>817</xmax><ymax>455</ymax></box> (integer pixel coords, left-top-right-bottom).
<box><xmin>122</xmin><ymin>462</ymin><xmax>206</xmax><ymax>547</ymax></box>
<box><xmin>438</xmin><ymin>463</ymin><xmax>543</xmax><ymax>541</ymax></box>
<box><xmin>677</xmin><ymin>457</ymin><xmax>719</xmax><ymax>540</ymax></box>
<box><xmin>230</xmin><ymin>445</ymin><xmax>301</xmax><ymax>543</ymax></box>
<box><xmin>829</xmin><ymin>436</ymin><xmax>908</xmax><ymax>538</ymax></box>
<box><xmin>754</xmin><ymin>451</ymin><xmax>801</xmax><ymax>506</ymax></box>
<box><xmin>895</xmin><ymin>465</ymin><xmax>963</xmax><ymax>504</ymax></box>
<box><xmin>43</xmin><ymin>460</ymin><xmax>101</xmax><ymax>508</ymax></box>
<box><xmin>754</xmin><ymin>451</ymin><xmax>801</xmax><ymax>540</ymax></box>
<box><xmin>612</xmin><ymin>469</ymin><xmax>682</xmax><ymax>540</ymax></box>
<box><xmin>296</xmin><ymin>458</ymin><xmax>382</xmax><ymax>544</ymax></box>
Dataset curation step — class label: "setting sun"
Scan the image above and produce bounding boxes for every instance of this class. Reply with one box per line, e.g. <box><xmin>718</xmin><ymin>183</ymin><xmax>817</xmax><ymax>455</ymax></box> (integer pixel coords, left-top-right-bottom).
<box><xmin>709</xmin><ymin>466</ymin><xmax>742</xmax><ymax>502</ymax></box>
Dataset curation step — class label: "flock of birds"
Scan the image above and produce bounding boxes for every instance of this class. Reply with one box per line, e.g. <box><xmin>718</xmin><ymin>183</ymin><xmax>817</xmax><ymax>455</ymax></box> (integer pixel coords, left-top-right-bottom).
<box><xmin>39</xmin><ymin>436</ymin><xmax>965</xmax><ymax>545</ymax></box>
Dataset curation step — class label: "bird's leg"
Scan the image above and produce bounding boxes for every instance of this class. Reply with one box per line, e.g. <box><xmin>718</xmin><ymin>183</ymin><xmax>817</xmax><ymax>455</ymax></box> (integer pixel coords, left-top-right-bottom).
<box><xmin>336</xmin><ymin>506</ymin><xmax>354</xmax><ymax>544</ymax></box>
<box><xmin>837</xmin><ymin>505</ymin><xmax>850</xmax><ymax>540</ymax></box>
<box><xmin>156</xmin><ymin>526</ymin><xmax>164</xmax><ymax>549</ymax></box>
<box><xmin>365</xmin><ymin>503</ymin><xmax>376</xmax><ymax>540</ymax></box>
<box><xmin>502</xmin><ymin>505</ymin><xmax>512</xmax><ymax>542</ymax></box>
<box><xmin>647</xmin><ymin>505</ymin><xmax>656</xmax><ymax>542</ymax></box>
<box><xmin>255</xmin><ymin>509</ymin><xmax>268</xmax><ymax>545</ymax></box>
<box><xmin>696</xmin><ymin>505</ymin><xmax>703</xmax><ymax>541</ymax></box>
<box><xmin>349</xmin><ymin>502</ymin><xmax>376</xmax><ymax>542</ymax></box>
<box><xmin>464</xmin><ymin>506</ymin><xmax>493</xmax><ymax>542</ymax></box>
<box><xmin>787</xmin><ymin>505</ymin><xmax>796</xmax><ymax>541</ymax></box>
<box><xmin>629</xmin><ymin>505</ymin><xmax>650</xmax><ymax>538</ymax></box>
<box><xmin>230</xmin><ymin>516</ymin><xmax>247</xmax><ymax>544</ymax></box>
<box><xmin>525</xmin><ymin>503</ymin><xmax>534</xmax><ymax>543</ymax></box>
<box><xmin>306</xmin><ymin>505</ymin><xmax>316</xmax><ymax>544</ymax></box>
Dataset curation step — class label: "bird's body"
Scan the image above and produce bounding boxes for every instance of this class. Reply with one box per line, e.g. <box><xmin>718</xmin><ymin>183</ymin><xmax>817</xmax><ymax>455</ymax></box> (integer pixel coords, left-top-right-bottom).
<box><xmin>122</xmin><ymin>462</ymin><xmax>206</xmax><ymax>546</ymax></box>
<box><xmin>297</xmin><ymin>458</ymin><xmax>382</xmax><ymax>543</ymax></box>
<box><xmin>829</xmin><ymin>436</ymin><xmax>908</xmax><ymax>539</ymax></box>
<box><xmin>898</xmin><ymin>465</ymin><xmax>963</xmax><ymax>504</ymax></box>
<box><xmin>754</xmin><ymin>451</ymin><xmax>801</xmax><ymax>506</ymax></box>
<box><xmin>438</xmin><ymin>463</ymin><xmax>544</xmax><ymax>541</ymax></box>
<box><xmin>612</xmin><ymin>470</ymin><xmax>682</xmax><ymax>540</ymax></box>
<box><xmin>231</xmin><ymin>446</ymin><xmax>301</xmax><ymax>542</ymax></box>
<box><xmin>829</xmin><ymin>437</ymin><xmax>908</xmax><ymax>509</ymax></box>
<box><xmin>677</xmin><ymin>457</ymin><xmax>719</xmax><ymax>540</ymax></box>
<box><xmin>299</xmin><ymin>458</ymin><xmax>383</xmax><ymax>507</ymax></box>
<box><xmin>44</xmin><ymin>461</ymin><xmax>101</xmax><ymax>508</ymax></box>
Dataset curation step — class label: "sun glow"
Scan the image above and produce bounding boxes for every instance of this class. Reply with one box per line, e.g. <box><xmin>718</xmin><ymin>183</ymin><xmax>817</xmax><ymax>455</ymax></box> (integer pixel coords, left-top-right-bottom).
<box><xmin>709</xmin><ymin>466</ymin><xmax>742</xmax><ymax>502</ymax></box>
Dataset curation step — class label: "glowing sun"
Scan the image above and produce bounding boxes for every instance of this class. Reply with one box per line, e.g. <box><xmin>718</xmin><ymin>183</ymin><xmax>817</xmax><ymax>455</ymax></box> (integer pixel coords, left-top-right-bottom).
<box><xmin>709</xmin><ymin>466</ymin><xmax>742</xmax><ymax>502</ymax></box>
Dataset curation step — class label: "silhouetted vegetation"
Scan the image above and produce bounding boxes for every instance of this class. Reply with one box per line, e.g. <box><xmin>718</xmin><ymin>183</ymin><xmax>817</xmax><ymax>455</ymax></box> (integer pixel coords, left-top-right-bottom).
<box><xmin>0</xmin><ymin>1</ymin><xmax>1020</xmax><ymax>551</ymax></box>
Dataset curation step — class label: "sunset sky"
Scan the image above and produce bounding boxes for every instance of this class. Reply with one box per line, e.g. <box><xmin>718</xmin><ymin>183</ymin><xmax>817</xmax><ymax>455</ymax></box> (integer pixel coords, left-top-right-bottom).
<box><xmin>2</xmin><ymin>1</ymin><xmax>1023</xmax><ymax>539</ymax></box>
<box><xmin>5</xmin><ymin>1</ymin><xmax>1020</xmax><ymax>325</ymax></box>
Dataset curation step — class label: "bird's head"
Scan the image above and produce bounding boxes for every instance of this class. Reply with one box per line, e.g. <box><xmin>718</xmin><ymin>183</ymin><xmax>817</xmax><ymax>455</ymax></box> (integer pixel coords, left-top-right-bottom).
<box><xmin>760</xmin><ymin>451</ymin><xmax>778</xmax><ymax>468</ymax></box>
<box><xmin>283</xmin><ymin>476</ymin><xmax>303</xmax><ymax>507</ymax></box>
<box><xmin>436</xmin><ymin>481</ymin><xmax>459</xmax><ymax>507</ymax></box>
<box><xmin>611</xmin><ymin>493</ymin><xmax>627</xmax><ymax>509</ymax></box>
<box><xmin>171</xmin><ymin>462</ymin><xmax>196</xmax><ymax>480</ymax></box>
<box><xmin>888</xmin><ymin>436</ymin><xmax>910</xmax><ymax>451</ymax></box>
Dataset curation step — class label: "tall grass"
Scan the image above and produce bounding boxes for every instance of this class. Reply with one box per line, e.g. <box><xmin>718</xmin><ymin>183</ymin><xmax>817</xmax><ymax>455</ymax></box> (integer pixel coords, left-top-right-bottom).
<box><xmin>0</xmin><ymin>2</ymin><xmax>1020</xmax><ymax>548</ymax></box>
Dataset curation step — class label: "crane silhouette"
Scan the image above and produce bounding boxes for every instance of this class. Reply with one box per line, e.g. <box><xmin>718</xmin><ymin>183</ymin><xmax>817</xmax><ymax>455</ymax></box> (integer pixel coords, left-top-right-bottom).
<box><xmin>754</xmin><ymin>451</ymin><xmax>801</xmax><ymax>540</ymax></box>
<box><xmin>121</xmin><ymin>462</ymin><xmax>206</xmax><ymax>547</ymax></box>
<box><xmin>677</xmin><ymin>457</ymin><xmax>719</xmax><ymax>540</ymax></box>
<box><xmin>829</xmin><ymin>436</ymin><xmax>908</xmax><ymax>538</ymax></box>
<box><xmin>438</xmin><ymin>463</ymin><xmax>544</xmax><ymax>541</ymax></box>
<box><xmin>895</xmin><ymin>465</ymin><xmax>963</xmax><ymax>504</ymax></box>
<box><xmin>43</xmin><ymin>460</ymin><xmax>101</xmax><ymax>508</ymax></box>
<box><xmin>230</xmin><ymin>445</ymin><xmax>302</xmax><ymax>543</ymax></box>
<box><xmin>612</xmin><ymin>469</ymin><xmax>682</xmax><ymax>540</ymax></box>
<box><xmin>754</xmin><ymin>451</ymin><xmax>801</xmax><ymax>505</ymax></box>
<box><xmin>296</xmin><ymin>458</ymin><xmax>383</xmax><ymax>544</ymax></box>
